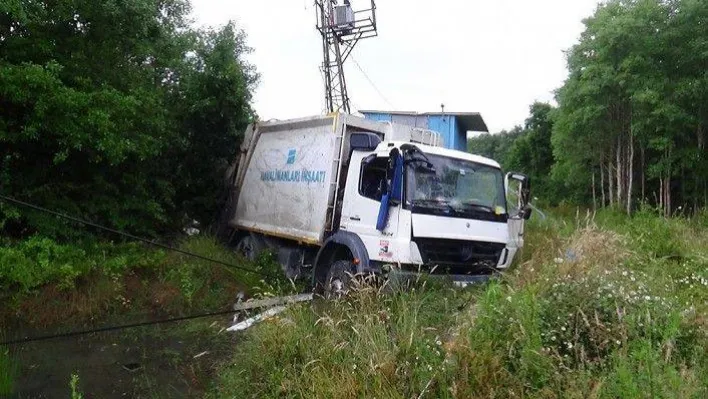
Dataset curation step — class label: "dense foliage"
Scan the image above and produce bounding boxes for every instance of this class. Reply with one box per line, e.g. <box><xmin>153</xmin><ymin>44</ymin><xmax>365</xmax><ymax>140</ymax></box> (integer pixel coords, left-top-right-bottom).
<box><xmin>470</xmin><ymin>0</ymin><xmax>707</xmax><ymax>214</ymax></box>
<box><xmin>0</xmin><ymin>0</ymin><xmax>257</xmax><ymax>238</ymax></box>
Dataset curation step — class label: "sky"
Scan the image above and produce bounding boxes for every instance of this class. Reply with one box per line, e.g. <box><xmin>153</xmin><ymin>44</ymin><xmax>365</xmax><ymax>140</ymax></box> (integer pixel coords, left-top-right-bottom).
<box><xmin>190</xmin><ymin>0</ymin><xmax>601</xmax><ymax>133</ymax></box>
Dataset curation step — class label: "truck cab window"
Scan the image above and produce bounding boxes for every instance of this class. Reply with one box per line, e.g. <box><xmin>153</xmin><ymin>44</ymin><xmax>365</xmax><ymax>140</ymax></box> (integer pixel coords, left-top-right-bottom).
<box><xmin>359</xmin><ymin>157</ymin><xmax>388</xmax><ymax>201</ymax></box>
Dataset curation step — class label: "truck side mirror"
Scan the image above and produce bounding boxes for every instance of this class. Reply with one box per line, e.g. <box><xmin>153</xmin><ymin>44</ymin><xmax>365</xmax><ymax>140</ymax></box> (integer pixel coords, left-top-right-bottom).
<box><xmin>520</xmin><ymin>204</ymin><xmax>533</xmax><ymax>220</ymax></box>
<box><xmin>505</xmin><ymin>172</ymin><xmax>531</xmax><ymax>216</ymax></box>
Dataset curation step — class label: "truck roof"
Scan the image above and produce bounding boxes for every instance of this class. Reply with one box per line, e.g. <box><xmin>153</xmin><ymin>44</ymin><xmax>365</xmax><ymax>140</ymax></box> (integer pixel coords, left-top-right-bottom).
<box><xmin>379</xmin><ymin>141</ymin><xmax>502</xmax><ymax>169</ymax></box>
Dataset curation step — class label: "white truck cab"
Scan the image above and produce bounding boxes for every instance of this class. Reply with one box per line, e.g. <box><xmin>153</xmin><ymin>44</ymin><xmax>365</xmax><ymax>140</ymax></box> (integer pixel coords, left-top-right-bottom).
<box><xmin>224</xmin><ymin>113</ymin><xmax>531</xmax><ymax>294</ymax></box>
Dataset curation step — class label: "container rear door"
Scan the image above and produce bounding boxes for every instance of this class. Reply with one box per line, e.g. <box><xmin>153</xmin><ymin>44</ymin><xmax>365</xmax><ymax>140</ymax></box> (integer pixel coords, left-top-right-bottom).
<box><xmin>234</xmin><ymin>118</ymin><xmax>337</xmax><ymax>244</ymax></box>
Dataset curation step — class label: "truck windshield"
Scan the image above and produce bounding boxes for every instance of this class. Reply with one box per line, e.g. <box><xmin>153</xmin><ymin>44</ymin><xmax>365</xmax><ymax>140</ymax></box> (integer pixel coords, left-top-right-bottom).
<box><xmin>405</xmin><ymin>154</ymin><xmax>507</xmax><ymax>222</ymax></box>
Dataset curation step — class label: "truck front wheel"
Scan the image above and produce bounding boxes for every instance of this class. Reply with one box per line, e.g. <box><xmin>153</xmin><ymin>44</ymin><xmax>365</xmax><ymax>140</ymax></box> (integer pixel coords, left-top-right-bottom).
<box><xmin>325</xmin><ymin>260</ymin><xmax>357</xmax><ymax>298</ymax></box>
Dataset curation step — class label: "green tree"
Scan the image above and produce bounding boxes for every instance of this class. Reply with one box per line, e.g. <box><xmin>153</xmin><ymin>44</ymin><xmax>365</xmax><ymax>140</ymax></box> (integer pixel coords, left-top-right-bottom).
<box><xmin>0</xmin><ymin>1</ymin><xmax>257</xmax><ymax>238</ymax></box>
<box><xmin>468</xmin><ymin>126</ymin><xmax>525</xmax><ymax>167</ymax></box>
<box><xmin>552</xmin><ymin>0</ymin><xmax>707</xmax><ymax>214</ymax></box>
<box><xmin>173</xmin><ymin>22</ymin><xmax>259</xmax><ymax>226</ymax></box>
<box><xmin>506</xmin><ymin>102</ymin><xmax>556</xmax><ymax>204</ymax></box>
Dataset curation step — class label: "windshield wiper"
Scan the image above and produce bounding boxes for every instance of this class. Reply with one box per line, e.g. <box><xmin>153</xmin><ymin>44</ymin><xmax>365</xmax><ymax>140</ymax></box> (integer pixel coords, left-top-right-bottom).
<box><xmin>411</xmin><ymin>199</ymin><xmax>456</xmax><ymax>213</ymax></box>
<box><xmin>459</xmin><ymin>202</ymin><xmax>495</xmax><ymax>213</ymax></box>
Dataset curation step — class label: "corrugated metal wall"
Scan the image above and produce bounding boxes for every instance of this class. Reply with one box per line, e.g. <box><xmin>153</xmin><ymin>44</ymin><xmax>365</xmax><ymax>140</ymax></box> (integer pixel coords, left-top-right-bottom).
<box><xmin>360</xmin><ymin>112</ymin><xmax>392</xmax><ymax>123</ymax></box>
<box><xmin>427</xmin><ymin>116</ymin><xmax>465</xmax><ymax>152</ymax></box>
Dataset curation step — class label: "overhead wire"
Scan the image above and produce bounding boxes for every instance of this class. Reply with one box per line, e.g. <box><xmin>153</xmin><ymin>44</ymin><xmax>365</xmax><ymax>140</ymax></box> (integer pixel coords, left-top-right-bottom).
<box><xmin>349</xmin><ymin>54</ymin><xmax>396</xmax><ymax>110</ymax></box>
<box><xmin>0</xmin><ymin>308</ymin><xmax>239</xmax><ymax>346</ymax></box>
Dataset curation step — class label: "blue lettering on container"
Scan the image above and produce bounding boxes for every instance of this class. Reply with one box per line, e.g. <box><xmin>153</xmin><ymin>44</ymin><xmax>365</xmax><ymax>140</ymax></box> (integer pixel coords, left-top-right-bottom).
<box><xmin>261</xmin><ymin>169</ymin><xmax>326</xmax><ymax>184</ymax></box>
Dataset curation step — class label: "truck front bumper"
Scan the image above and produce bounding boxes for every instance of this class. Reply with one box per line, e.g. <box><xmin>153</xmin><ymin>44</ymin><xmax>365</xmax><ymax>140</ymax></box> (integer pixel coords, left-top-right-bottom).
<box><xmin>387</xmin><ymin>268</ymin><xmax>500</xmax><ymax>287</ymax></box>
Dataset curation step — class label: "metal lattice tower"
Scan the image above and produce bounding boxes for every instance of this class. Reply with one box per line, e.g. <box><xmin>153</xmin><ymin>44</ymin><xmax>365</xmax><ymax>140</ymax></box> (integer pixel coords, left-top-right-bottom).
<box><xmin>315</xmin><ymin>0</ymin><xmax>378</xmax><ymax>114</ymax></box>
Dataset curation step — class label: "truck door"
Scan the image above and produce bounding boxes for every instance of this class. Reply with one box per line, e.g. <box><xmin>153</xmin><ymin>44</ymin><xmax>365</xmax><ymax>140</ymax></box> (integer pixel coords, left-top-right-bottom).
<box><xmin>340</xmin><ymin>152</ymin><xmax>400</xmax><ymax>262</ymax></box>
<box><xmin>505</xmin><ymin>173</ymin><xmax>531</xmax><ymax>251</ymax></box>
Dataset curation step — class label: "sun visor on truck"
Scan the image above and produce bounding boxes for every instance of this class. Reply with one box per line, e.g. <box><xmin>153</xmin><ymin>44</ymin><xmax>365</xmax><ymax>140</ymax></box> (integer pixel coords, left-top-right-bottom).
<box><xmin>390</xmin><ymin>150</ymin><xmax>403</xmax><ymax>202</ymax></box>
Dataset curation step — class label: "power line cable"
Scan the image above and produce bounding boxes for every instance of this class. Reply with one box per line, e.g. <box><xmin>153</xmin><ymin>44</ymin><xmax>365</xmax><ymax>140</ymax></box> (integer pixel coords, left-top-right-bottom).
<box><xmin>0</xmin><ymin>194</ymin><xmax>278</xmax><ymax>279</ymax></box>
<box><xmin>349</xmin><ymin>54</ymin><xmax>395</xmax><ymax>109</ymax></box>
<box><xmin>0</xmin><ymin>308</ymin><xmax>238</xmax><ymax>346</ymax></box>
<box><xmin>0</xmin><ymin>293</ymin><xmax>313</xmax><ymax>346</ymax></box>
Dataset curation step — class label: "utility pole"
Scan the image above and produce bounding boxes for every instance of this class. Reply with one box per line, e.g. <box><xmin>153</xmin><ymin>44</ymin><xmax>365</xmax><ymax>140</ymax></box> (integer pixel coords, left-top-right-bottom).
<box><xmin>315</xmin><ymin>0</ymin><xmax>378</xmax><ymax>114</ymax></box>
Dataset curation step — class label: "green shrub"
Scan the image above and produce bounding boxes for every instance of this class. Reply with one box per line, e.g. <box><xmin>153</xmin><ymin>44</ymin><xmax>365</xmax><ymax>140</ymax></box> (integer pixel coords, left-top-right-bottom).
<box><xmin>0</xmin><ymin>236</ymin><xmax>164</xmax><ymax>292</ymax></box>
<box><xmin>0</xmin><ymin>236</ymin><xmax>88</xmax><ymax>291</ymax></box>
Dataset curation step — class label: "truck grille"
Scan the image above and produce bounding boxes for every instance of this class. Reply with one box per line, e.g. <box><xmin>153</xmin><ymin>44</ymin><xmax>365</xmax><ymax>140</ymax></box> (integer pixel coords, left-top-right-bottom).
<box><xmin>411</xmin><ymin>238</ymin><xmax>506</xmax><ymax>274</ymax></box>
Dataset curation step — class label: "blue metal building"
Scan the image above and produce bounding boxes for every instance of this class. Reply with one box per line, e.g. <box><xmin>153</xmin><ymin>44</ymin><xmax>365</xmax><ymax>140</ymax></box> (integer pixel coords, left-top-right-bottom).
<box><xmin>359</xmin><ymin>110</ymin><xmax>489</xmax><ymax>152</ymax></box>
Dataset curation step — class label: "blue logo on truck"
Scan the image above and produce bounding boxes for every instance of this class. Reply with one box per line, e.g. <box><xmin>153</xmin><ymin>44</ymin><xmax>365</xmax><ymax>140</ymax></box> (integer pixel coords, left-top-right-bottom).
<box><xmin>286</xmin><ymin>149</ymin><xmax>296</xmax><ymax>165</ymax></box>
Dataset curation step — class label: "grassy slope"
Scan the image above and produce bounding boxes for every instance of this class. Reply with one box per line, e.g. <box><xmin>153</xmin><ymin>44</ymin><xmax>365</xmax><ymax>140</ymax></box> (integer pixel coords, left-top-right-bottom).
<box><xmin>0</xmin><ymin>235</ymin><xmax>283</xmax><ymax>397</ymax></box>
<box><xmin>0</xmin><ymin>235</ymin><xmax>282</xmax><ymax>325</ymax></box>
<box><xmin>214</xmin><ymin>210</ymin><xmax>708</xmax><ymax>399</ymax></box>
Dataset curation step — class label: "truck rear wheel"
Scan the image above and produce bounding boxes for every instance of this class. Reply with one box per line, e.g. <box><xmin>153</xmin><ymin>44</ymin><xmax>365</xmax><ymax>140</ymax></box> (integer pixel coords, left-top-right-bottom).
<box><xmin>234</xmin><ymin>233</ymin><xmax>263</xmax><ymax>262</ymax></box>
<box><xmin>325</xmin><ymin>260</ymin><xmax>357</xmax><ymax>298</ymax></box>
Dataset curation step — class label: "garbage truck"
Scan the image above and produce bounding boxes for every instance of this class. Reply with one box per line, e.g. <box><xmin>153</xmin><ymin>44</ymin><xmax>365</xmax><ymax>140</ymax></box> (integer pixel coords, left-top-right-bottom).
<box><xmin>222</xmin><ymin>113</ymin><xmax>531</xmax><ymax>294</ymax></box>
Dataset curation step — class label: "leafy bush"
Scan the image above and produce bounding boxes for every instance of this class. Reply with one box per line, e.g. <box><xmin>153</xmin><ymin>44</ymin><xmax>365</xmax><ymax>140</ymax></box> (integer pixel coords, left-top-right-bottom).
<box><xmin>0</xmin><ymin>236</ymin><xmax>164</xmax><ymax>292</ymax></box>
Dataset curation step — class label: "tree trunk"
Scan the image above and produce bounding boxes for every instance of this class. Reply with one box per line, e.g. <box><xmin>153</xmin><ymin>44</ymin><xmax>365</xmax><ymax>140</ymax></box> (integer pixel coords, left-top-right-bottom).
<box><xmin>627</xmin><ymin>130</ymin><xmax>634</xmax><ymax>215</ymax></box>
<box><xmin>659</xmin><ymin>175</ymin><xmax>664</xmax><ymax>212</ymax></box>
<box><xmin>681</xmin><ymin>164</ymin><xmax>685</xmax><ymax>213</ymax></box>
<box><xmin>616</xmin><ymin>136</ymin><xmax>623</xmax><ymax>208</ymax></box>
<box><xmin>697</xmin><ymin>124</ymin><xmax>704</xmax><ymax>212</ymax></box>
<box><xmin>664</xmin><ymin>175</ymin><xmax>672</xmax><ymax>217</ymax></box>
<box><xmin>600</xmin><ymin>159</ymin><xmax>606</xmax><ymax>207</ymax></box>
<box><xmin>608</xmin><ymin>159</ymin><xmax>614</xmax><ymax>207</ymax></box>
<box><xmin>641</xmin><ymin>146</ymin><xmax>645</xmax><ymax>203</ymax></box>
<box><xmin>667</xmin><ymin>147</ymin><xmax>672</xmax><ymax>217</ymax></box>
<box><xmin>592</xmin><ymin>170</ymin><xmax>597</xmax><ymax>210</ymax></box>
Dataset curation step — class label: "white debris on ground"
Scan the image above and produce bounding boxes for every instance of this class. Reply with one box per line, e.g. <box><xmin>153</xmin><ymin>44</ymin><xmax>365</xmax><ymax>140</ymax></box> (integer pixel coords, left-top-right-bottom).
<box><xmin>226</xmin><ymin>293</ymin><xmax>314</xmax><ymax>332</ymax></box>
<box><xmin>227</xmin><ymin>306</ymin><xmax>288</xmax><ymax>332</ymax></box>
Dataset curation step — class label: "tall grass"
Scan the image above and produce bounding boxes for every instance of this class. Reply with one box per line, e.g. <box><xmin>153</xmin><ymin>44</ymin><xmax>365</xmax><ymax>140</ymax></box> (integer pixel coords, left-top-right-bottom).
<box><xmin>214</xmin><ymin>210</ymin><xmax>708</xmax><ymax>398</ymax></box>
<box><xmin>0</xmin><ymin>346</ymin><xmax>17</xmax><ymax>397</ymax></box>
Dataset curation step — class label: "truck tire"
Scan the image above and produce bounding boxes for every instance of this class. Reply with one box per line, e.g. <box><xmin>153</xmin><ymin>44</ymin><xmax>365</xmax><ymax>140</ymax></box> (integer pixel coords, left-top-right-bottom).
<box><xmin>234</xmin><ymin>233</ymin><xmax>263</xmax><ymax>262</ymax></box>
<box><xmin>325</xmin><ymin>260</ymin><xmax>357</xmax><ymax>298</ymax></box>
